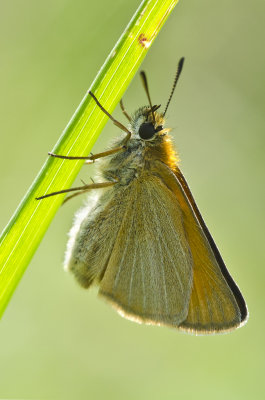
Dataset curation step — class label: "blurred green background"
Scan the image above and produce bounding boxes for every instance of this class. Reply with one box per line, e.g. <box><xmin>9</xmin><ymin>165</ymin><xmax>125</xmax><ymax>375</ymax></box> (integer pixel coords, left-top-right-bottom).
<box><xmin>0</xmin><ymin>0</ymin><xmax>264</xmax><ymax>399</ymax></box>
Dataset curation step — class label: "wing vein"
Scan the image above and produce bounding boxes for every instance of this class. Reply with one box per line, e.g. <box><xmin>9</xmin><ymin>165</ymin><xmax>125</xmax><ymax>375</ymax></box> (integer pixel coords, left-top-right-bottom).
<box><xmin>145</xmin><ymin>184</ymin><xmax>169</xmax><ymax>314</ymax></box>
<box><xmin>150</xmin><ymin>184</ymin><xmax>185</xmax><ymax>294</ymax></box>
<box><xmin>128</xmin><ymin>238</ymin><xmax>137</xmax><ymax>306</ymax></box>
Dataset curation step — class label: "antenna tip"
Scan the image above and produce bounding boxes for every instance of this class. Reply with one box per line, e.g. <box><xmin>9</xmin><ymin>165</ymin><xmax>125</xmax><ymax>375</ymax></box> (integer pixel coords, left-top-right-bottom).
<box><xmin>140</xmin><ymin>71</ymin><xmax>147</xmax><ymax>82</ymax></box>
<box><xmin>178</xmin><ymin>57</ymin><xmax>185</xmax><ymax>71</ymax></box>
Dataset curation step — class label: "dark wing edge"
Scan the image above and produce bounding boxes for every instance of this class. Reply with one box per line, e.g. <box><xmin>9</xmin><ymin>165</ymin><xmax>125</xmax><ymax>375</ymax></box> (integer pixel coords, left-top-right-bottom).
<box><xmin>174</xmin><ymin>165</ymin><xmax>248</xmax><ymax>326</ymax></box>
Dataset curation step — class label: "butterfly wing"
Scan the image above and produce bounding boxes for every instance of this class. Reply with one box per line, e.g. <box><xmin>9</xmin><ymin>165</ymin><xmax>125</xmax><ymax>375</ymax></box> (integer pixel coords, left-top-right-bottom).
<box><xmin>152</xmin><ymin>160</ymin><xmax>248</xmax><ymax>333</ymax></box>
<box><xmin>65</xmin><ymin>187</ymin><xmax>135</xmax><ymax>288</ymax></box>
<box><xmin>99</xmin><ymin>174</ymin><xmax>193</xmax><ymax>327</ymax></box>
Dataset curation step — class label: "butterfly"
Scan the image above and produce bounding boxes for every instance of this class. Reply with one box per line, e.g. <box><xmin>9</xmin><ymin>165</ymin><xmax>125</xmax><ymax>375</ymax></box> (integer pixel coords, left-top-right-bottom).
<box><xmin>37</xmin><ymin>58</ymin><xmax>248</xmax><ymax>334</ymax></box>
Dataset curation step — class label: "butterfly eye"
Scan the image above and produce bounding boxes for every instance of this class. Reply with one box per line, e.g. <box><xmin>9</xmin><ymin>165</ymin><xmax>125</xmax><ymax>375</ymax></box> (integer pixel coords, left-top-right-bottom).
<box><xmin>139</xmin><ymin>122</ymin><xmax>156</xmax><ymax>140</ymax></box>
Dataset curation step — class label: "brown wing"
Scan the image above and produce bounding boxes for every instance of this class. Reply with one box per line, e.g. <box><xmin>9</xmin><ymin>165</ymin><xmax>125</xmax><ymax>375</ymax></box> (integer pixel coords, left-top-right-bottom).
<box><xmin>99</xmin><ymin>175</ymin><xmax>193</xmax><ymax>327</ymax></box>
<box><xmin>151</xmin><ymin>161</ymin><xmax>248</xmax><ymax>334</ymax></box>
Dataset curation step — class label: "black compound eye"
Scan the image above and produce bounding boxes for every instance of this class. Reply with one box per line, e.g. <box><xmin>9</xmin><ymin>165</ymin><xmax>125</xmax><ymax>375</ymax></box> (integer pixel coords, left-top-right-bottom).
<box><xmin>139</xmin><ymin>122</ymin><xmax>156</xmax><ymax>140</ymax></box>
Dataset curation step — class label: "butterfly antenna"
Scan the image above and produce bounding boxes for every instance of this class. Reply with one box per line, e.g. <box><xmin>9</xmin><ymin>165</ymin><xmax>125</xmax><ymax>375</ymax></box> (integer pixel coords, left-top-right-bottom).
<box><xmin>163</xmin><ymin>57</ymin><xmax>185</xmax><ymax>117</ymax></box>
<box><xmin>140</xmin><ymin>71</ymin><xmax>155</xmax><ymax>123</ymax></box>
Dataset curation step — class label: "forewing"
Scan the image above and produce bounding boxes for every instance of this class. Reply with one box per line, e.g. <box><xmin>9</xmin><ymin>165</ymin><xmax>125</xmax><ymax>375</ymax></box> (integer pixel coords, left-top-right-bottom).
<box><xmin>99</xmin><ymin>175</ymin><xmax>193</xmax><ymax>327</ymax></box>
<box><xmin>152</xmin><ymin>161</ymin><xmax>247</xmax><ymax>333</ymax></box>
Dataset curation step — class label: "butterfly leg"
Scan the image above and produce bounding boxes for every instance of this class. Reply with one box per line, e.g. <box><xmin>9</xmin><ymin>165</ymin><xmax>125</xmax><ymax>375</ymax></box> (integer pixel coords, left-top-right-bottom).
<box><xmin>47</xmin><ymin>130</ymin><xmax>131</xmax><ymax>164</ymax></box>
<box><xmin>36</xmin><ymin>180</ymin><xmax>118</xmax><ymax>201</ymax></box>
<box><xmin>62</xmin><ymin>179</ymin><xmax>118</xmax><ymax>204</ymax></box>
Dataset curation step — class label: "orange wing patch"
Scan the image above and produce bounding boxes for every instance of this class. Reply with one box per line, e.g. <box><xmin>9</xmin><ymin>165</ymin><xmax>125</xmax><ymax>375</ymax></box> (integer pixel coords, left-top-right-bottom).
<box><xmin>152</xmin><ymin>161</ymin><xmax>247</xmax><ymax>333</ymax></box>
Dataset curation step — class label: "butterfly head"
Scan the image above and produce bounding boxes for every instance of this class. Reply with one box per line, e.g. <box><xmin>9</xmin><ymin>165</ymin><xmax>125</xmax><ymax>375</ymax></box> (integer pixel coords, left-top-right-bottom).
<box><xmin>130</xmin><ymin>105</ymin><xmax>166</xmax><ymax>142</ymax></box>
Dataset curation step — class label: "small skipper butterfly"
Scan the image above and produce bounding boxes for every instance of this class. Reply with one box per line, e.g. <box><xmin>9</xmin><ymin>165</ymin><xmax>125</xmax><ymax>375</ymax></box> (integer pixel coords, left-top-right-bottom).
<box><xmin>37</xmin><ymin>58</ymin><xmax>248</xmax><ymax>334</ymax></box>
